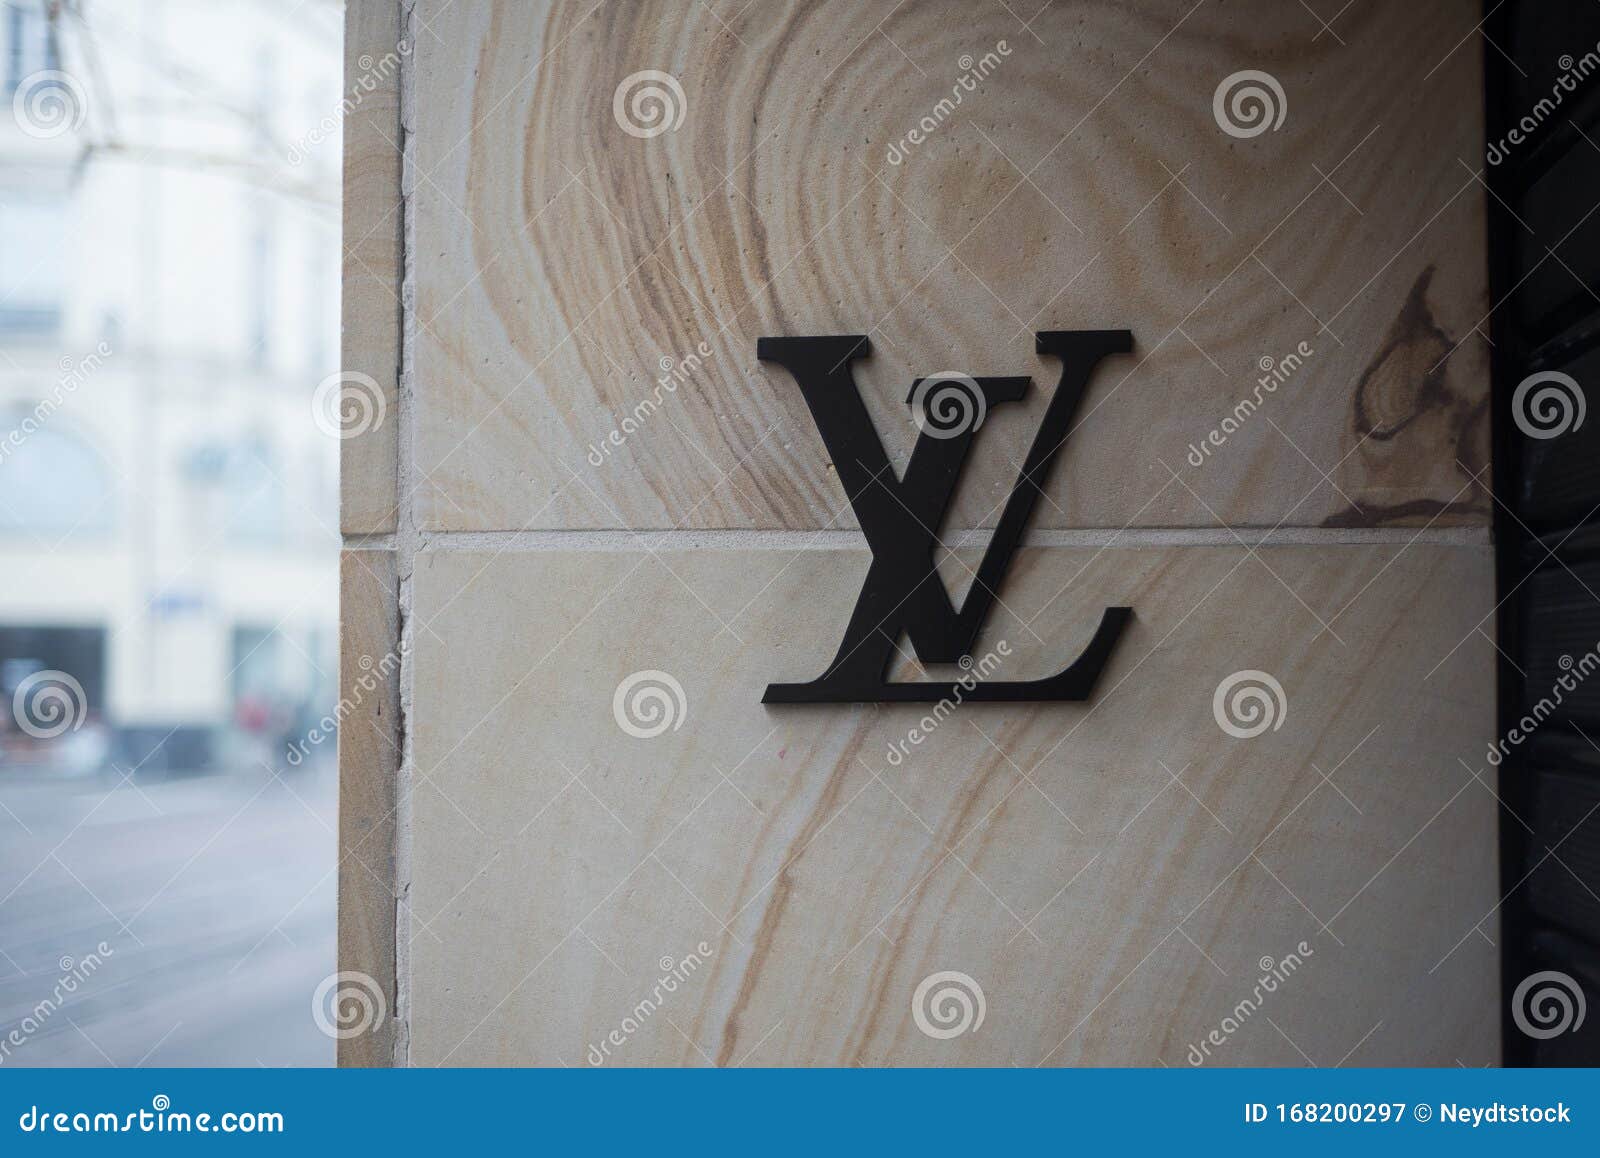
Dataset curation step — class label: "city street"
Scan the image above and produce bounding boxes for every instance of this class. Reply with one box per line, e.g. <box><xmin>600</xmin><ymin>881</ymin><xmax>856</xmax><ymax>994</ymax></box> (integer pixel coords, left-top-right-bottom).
<box><xmin>0</xmin><ymin>761</ymin><xmax>336</xmax><ymax>1067</ymax></box>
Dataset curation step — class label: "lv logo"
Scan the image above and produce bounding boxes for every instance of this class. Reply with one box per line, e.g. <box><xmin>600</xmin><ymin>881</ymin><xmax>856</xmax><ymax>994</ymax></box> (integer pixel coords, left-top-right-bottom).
<box><xmin>758</xmin><ymin>330</ymin><xmax>1133</xmax><ymax>705</ymax></box>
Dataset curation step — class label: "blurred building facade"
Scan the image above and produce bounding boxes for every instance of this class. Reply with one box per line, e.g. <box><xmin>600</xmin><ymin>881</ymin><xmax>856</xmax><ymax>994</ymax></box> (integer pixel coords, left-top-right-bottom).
<box><xmin>0</xmin><ymin>0</ymin><xmax>342</xmax><ymax>772</ymax></box>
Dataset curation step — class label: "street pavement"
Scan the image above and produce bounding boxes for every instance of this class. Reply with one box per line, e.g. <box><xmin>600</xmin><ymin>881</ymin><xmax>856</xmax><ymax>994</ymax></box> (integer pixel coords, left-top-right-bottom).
<box><xmin>0</xmin><ymin>760</ymin><xmax>336</xmax><ymax>1067</ymax></box>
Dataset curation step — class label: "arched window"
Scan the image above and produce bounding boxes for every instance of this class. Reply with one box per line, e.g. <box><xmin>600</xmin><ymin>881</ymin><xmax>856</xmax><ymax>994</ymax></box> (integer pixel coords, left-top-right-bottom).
<box><xmin>0</xmin><ymin>416</ymin><xmax>114</xmax><ymax>538</ymax></box>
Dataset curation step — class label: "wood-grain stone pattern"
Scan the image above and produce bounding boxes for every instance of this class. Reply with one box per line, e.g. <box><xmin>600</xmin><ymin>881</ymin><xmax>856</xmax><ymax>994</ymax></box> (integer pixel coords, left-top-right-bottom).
<box><xmin>406</xmin><ymin>544</ymin><xmax>1497</xmax><ymax>1065</ymax></box>
<box><xmin>409</xmin><ymin>0</ymin><xmax>1489</xmax><ymax>531</ymax></box>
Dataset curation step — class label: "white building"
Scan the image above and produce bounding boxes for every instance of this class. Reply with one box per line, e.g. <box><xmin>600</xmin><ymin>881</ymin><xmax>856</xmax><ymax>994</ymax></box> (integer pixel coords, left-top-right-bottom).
<box><xmin>0</xmin><ymin>0</ymin><xmax>342</xmax><ymax>771</ymax></box>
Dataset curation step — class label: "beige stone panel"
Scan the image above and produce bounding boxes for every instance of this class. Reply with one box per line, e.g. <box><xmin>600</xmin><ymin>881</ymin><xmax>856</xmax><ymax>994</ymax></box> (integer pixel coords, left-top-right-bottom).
<box><xmin>409</xmin><ymin>0</ymin><xmax>1487</xmax><ymax>532</ymax></box>
<box><xmin>337</xmin><ymin>550</ymin><xmax>401</xmax><ymax>1066</ymax></box>
<box><xmin>340</xmin><ymin>0</ymin><xmax>404</xmax><ymax>533</ymax></box>
<box><xmin>406</xmin><ymin>543</ymin><xmax>1498</xmax><ymax>1065</ymax></box>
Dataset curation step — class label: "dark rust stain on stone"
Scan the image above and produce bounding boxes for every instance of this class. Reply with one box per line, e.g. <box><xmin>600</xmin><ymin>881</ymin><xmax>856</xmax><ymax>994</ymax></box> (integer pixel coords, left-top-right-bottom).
<box><xmin>1323</xmin><ymin>265</ymin><xmax>1490</xmax><ymax>526</ymax></box>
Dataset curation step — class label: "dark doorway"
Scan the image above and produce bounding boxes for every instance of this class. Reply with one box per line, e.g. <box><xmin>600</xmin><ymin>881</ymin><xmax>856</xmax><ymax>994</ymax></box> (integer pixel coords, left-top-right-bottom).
<box><xmin>1487</xmin><ymin>0</ymin><xmax>1600</xmax><ymax>1066</ymax></box>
